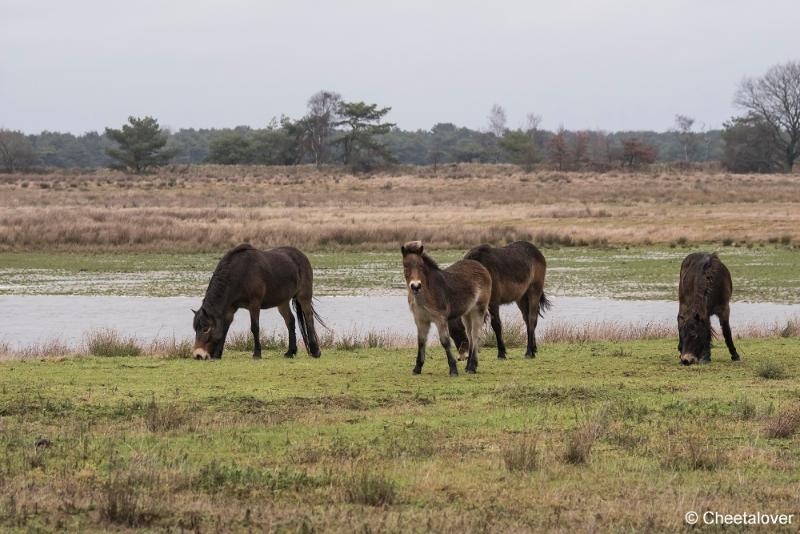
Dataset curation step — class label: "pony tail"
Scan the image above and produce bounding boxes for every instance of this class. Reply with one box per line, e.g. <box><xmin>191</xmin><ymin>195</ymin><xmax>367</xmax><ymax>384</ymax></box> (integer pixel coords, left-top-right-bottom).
<box><xmin>293</xmin><ymin>298</ymin><xmax>310</xmax><ymax>349</ymax></box>
<box><xmin>293</xmin><ymin>297</ymin><xmax>325</xmax><ymax>355</ymax></box>
<box><xmin>538</xmin><ymin>292</ymin><xmax>552</xmax><ymax>317</ymax></box>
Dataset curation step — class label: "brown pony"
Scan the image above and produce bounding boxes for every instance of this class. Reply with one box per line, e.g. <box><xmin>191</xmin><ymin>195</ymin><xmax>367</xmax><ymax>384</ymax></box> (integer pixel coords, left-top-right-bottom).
<box><xmin>677</xmin><ymin>252</ymin><xmax>740</xmax><ymax>365</ymax></box>
<box><xmin>401</xmin><ymin>241</ymin><xmax>492</xmax><ymax>376</ymax></box>
<box><xmin>450</xmin><ymin>241</ymin><xmax>550</xmax><ymax>359</ymax></box>
<box><xmin>192</xmin><ymin>244</ymin><xmax>323</xmax><ymax>360</ymax></box>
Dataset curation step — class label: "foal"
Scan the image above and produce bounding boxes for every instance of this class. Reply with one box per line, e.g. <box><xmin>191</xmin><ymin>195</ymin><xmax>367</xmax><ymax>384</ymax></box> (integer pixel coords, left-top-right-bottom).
<box><xmin>401</xmin><ymin>241</ymin><xmax>492</xmax><ymax>376</ymax></box>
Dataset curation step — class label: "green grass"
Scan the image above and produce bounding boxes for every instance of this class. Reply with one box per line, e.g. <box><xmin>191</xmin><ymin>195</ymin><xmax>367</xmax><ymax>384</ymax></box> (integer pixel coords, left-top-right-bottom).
<box><xmin>1</xmin><ymin>244</ymin><xmax>798</xmax><ymax>300</ymax></box>
<box><xmin>1</xmin><ymin>338</ymin><xmax>799</xmax><ymax>531</ymax></box>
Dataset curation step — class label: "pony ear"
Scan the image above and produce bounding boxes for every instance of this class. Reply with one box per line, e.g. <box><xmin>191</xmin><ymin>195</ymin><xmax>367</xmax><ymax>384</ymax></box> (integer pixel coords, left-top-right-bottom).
<box><xmin>191</xmin><ymin>308</ymin><xmax>197</xmax><ymax>315</ymax></box>
<box><xmin>400</xmin><ymin>244</ymin><xmax>406</xmax><ymax>255</ymax></box>
<box><xmin>694</xmin><ymin>313</ymin><xmax>701</xmax><ymax>321</ymax></box>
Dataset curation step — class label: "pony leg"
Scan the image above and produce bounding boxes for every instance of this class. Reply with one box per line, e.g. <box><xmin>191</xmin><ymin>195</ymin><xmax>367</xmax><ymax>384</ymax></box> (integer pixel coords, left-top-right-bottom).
<box><xmin>718</xmin><ymin>306</ymin><xmax>740</xmax><ymax>361</ymax></box>
<box><xmin>517</xmin><ymin>295</ymin><xmax>537</xmax><ymax>358</ymax></box>
<box><xmin>277</xmin><ymin>301</ymin><xmax>297</xmax><ymax>358</ymax></box>
<box><xmin>488</xmin><ymin>303</ymin><xmax>505</xmax><ymax>359</ymax></box>
<box><xmin>449</xmin><ymin>318</ymin><xmax>469</xmax><ymax>360</ymax></box>
<box><xmin>465</xmin><ymin>309</ymin><xmax>483</xmax><ymax>373</ymax></box>
<box><xmin>213</xmin><ymin>320</ymin><xmax>231</xmax><ymax>360</ymax></box>
<box><xmin>249</xmin><ymin>305</ymin><xmax>262</xmax><ymax>359</ymax></box>
<box><xmin>413</xmin><ymin>320</ymin><xmax>431</xmax><ymax>375</ymax></box>
<box><xmin>677</xmin><ymin>314</ymin><xmax>685</xmax><ymax>353</ymax></box>
<box><xmin>434</xmin><ymin>319</ymin><xmax>458</xmax><ymax>377</ymax></box>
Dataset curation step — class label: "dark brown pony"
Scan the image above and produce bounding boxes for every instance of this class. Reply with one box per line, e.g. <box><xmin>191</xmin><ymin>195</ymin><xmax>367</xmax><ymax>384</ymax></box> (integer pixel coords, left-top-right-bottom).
<box><xmin>677</xmin><ymin>252</ymin><xmax>740</xmax><ymax>365</ymax></box>
<box><xmin>192</xmin><ymin>244</ymin><xmax>323</xmax><ymax>360</ymax></box>
<box><xmin>449</xmin><ymin>241</ymin><xmax>550</xmax><ymax>359</ymax></box>
<box><xmin>402</xmin><ymin>241</ymin><xmax>492</xmax><ymax>376</ymax></box>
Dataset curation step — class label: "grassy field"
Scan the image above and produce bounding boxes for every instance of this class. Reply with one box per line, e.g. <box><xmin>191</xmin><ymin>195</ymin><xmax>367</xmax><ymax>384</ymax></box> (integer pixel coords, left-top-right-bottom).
<box><xmin>1</xmin><ymin>165</ymin><xmax>799</xmax><ymax>253</ymax></box>
<box><xmin>1</xmin><ymin>338</ymin><xmax>799</xmax><ymax>532</ymax></box>
<box><xmin>2</xmin><ymin>244</ymin><xmax>798</xmax><ymax>301</ymax></box>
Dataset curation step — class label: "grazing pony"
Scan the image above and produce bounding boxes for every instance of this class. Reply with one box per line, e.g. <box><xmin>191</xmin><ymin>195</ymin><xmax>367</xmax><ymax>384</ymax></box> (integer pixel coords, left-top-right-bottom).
<box><xmin>192</xmin><ymin>244</ymin><xmax>323</xmax><ymax>360</ymax></box>
<box><xmin>677</xmin><ymin>252</ymin><xmax>740</xmax><ymax>365</ymax></box>
<box><xmin>450</xmin><ymin>241</ymin><xmax>550</xmax><ymax>359</ymax></box>
<box><xmin>401</xmin><ymin>241</ymin><xmax>492</xmax><ymax>376</ymax></box>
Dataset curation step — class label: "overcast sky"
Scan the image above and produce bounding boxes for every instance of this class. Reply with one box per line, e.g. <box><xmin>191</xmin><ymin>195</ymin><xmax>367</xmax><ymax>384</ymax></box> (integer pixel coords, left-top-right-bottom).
<box><xmin>2</xmin><ymin>0</ymin><xmax>798</xmax><ymax>134</ymax></box>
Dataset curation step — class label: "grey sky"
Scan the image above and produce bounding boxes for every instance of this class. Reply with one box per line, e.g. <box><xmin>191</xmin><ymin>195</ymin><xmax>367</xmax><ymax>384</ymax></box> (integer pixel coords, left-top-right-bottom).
<box><xmin>2</xmin><ymin>0</ymin><xmax>798</xmax><ymax>134</ymax></box>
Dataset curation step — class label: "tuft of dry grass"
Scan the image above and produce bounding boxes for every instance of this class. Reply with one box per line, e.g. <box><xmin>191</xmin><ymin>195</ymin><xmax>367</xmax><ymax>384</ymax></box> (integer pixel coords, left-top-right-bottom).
<box><xmin>662</xmin><ymin>436</ymin><xmax>728</xmax><ymax>471</ymax></box>
<box><xmin>341</xmin><ymin>467</ymin><xmax>396</xmax><ymax>506</ymax></box>
<box><xmin>87</xmin><ymin>329</ymin><xmax>142</xmax><ymax>357</ymax></box>
<box><xmin>147</xmin><ymin>336</ymin><xmax>192</xmax><ymax>359</ymax></box>
<box><xmin>502</xmin><ymin>435</ymin><xmax>541</xmax><ymax>472</ymax></box>
<box><xmin>143</xmin><ymin>397</ymin><xmax>193</xmax><ymax>433</ymax></box>
<box><xmin>756</xmin><ymin>360</ymin><xmax>788</xmax><ymax>380</ymax></box>
<box><xmin>563</xmin><ymin>410</ymin><xmax>608</xmax><ymax>465</ymax></box>
<box><xmin>762</xmin><ymin>405</ymin><xmax>800</xmax><ymax>439</ymax></box>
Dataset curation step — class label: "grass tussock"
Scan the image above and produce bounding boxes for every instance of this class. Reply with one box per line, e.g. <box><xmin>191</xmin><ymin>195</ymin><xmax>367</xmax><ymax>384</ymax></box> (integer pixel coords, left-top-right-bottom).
<box><xmin>762</xmin><ymin>405</ymin><xmax>800</xmax><ymax>439</ymax></box>
<box><xmin>730</xmin><ymin>396</ymin><xmax>757</xmax><ymax>420</ymax></box>
<box><xmin>756</xmin><ymin>360</ymin><xmax>788</xmax><ymax>380</ymax></box>
<box><xmin>662</xmin><ymin>436</ymin><xmax>728</xmax><ymax>471</ymax></box>
<box><xmin>87</xmin><ymin>329</ymin><xmax>142</xmax><ymax>357</ymax></box>
<box><xmin>143</xmin><ymin>397</ymin><xmax>193</xmax><ymax>432</ymax></box>
<box><xmin>502</xmin><ymin>435</ymin><xmax>541</xmax><ymax>473</ymax></box>
<box><xmin>563</xmin><ymin>410</ymin><xmax>608</xmax><ymax>465</ymax></box>
<box><xmin>100</xmin><ymin>469</ymin><xmax>162</xmax><ymax>527</ymax></box>
<box><xmin>341</xmin><ymin>467</ymin><xmax>397</xmax><ymax>506</ymax></box>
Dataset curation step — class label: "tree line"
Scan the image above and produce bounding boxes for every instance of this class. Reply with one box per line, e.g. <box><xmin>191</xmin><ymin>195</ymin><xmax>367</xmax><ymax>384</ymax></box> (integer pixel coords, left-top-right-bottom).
<box><xmin>1</xmin><ymin>60</ymin><xmax>797</xmax><ymax>174</ymax></box>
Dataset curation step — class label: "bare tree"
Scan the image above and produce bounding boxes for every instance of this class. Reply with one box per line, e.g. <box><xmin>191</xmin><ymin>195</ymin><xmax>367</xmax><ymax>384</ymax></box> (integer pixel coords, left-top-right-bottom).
<box><xmin>735</xmin><ymin>60</ymin><xmax>800</xmax><ymax>172</ymax></box>
<box><xmin>674</xmin><ymin>114</ymin><xmax>696</xmax><ymax>162</ymax></box>
<box><xmin>487</xmin><ymin>104</ymin><xmax>508</xmax><ymax>137</ymax></box>
<box><xmin>525</xmin><ymin>113</ymin><xmax>542</xmax><ymax>133</ymax></box>
<box><xmin>305</xmin><ymin>90</ymin><xmax>342</xmax><ymax>166</ymax></box>
<box><xmin>0</xmin><ymin>129</ymin><xmax>36</xmax><ymax>173</ymax></box>
<box><xmin>548</xmin><ymin>128</ymin><xmax>569</xmax><ymax>171</ymax></box>
<box><xmin>573</xmin><ymin>130</ymin><xmax>591</xmax><ymax>168</ymax></box>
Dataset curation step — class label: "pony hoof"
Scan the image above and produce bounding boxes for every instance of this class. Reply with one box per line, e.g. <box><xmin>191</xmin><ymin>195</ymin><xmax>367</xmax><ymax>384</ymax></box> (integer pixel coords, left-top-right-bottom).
<box><xmin>412</xmin><ymin>367</ymin><xmax>422</xmax><ymax>375</ymax></box>
<box><xmin>283</xmin><ymin>352</ymin><xmax>295</xmax><ymax>359</ymax></box>
<box><xmin>449</xmin><ymin>370</ymin><xmax>458</xmax><ymax>377</ymax></box>
<box><xmin>524</xmin><ymin>354</ymin><xmax>535</xmax><ymax>359</ymax></box>
<box><xmin>731</xmin><ymin>354</ymin><xmax>741</xmax><ymax>361</ymax></box>
<box><xmin>310</xmin><ymin>350</ymin><xmax>321</xmax><ymax>358</ymax></box>
<box><xmin>252</xmin><ymin>354</ymin><xmax>262</xmax><ymax>360</ymax></box>
<box><xmin>700</xmin><ymin>358</ymin><xmax>711</xmax><ymax>365</ymax></box>
<box><xmin>497</xmin><ymin>353</ymin><xmax>507</xmax><ymax>360</ymax></box>
<box><xmin>465</xmin><ymin>368</ymin><xmax>476</xmax><ymax>374</ymax></box>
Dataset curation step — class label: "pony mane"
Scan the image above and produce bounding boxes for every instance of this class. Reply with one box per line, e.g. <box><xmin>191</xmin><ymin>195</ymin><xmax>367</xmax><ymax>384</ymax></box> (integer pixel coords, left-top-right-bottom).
<box><xmin>421</xmin><ymin>252</ymin><xmax>440</xmax><ymax>271</ymax></box>
<box><xmin>691</xmin><ymin>253</ymin><xmax>719</xmax><ymax>315</ymax></box>
<box><xmin>403</xmin><ymin>241</ymin><xmax>440</xmax><ymax>270</ymax></box>
<box><xmin>202</xmin><ymin>244</ymin><xmax>254</xmax><ymax>312</ymax></box>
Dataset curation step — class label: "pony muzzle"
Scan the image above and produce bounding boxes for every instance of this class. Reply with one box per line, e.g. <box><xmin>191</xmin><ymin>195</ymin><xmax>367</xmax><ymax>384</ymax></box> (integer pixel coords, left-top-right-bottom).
<box><xmin>409</xmin><ymin>280</ymin><xmax>422</xmax><ymax>293</ymax></box>
<box><xmin>193</xmin><ymin>347</ymin><xmax>211</xmax><ymax>360</ymax></box>
<box><xmin>680</xmin><ymin>353</ymin><xmax>698</xmax><ymax>365</ymax></box>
